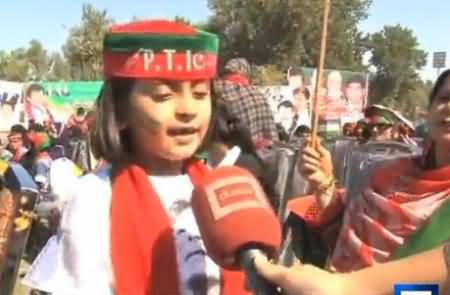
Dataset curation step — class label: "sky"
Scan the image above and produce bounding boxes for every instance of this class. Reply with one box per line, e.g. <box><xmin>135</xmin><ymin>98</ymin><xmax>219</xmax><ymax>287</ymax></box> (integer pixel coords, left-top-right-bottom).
<box><xmin>0</xmin><ymin>0</ymin><xmax>448</xmax><ymax>81</ymax></box>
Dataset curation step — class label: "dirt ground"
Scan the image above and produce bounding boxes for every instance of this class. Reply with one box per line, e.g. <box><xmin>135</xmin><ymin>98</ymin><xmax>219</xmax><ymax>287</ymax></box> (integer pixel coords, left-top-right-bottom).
<box><xmin>13</xmin><ymin>260</ymin><xmax>31</xmax><ymax>295</ymax></box>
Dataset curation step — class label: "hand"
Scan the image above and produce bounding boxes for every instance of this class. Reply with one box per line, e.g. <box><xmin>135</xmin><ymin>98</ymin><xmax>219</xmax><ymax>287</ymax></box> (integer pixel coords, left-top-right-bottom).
<box><xmin>298</xmin><ymin>138</ymin><xmax>333</xmax><ymax>191</ymax></box>
<box><xmin>254</xmin><ymin>255</ymin><xmax>345</xmax><ymax>295</ymax></box>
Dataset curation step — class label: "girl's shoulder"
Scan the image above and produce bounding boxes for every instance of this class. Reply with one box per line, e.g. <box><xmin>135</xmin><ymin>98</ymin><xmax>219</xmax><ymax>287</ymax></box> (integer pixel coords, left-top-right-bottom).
<box><xmin>70</xmin><ymin>165</ymin><xmax>113</xmax><ymax>207</ymax></box>
<box><xmin>78</xmin><ymin>164</ymin><xmax>112</xmax><ymax>192</ymax></box>
<box><xmin>61</xmin><ymin>165</ymin><xmax>113</xmax><ymax>226</ymax></box>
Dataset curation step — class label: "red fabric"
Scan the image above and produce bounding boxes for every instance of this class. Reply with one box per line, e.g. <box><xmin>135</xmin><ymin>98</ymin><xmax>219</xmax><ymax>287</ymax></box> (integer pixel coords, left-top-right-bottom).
<box><xmin>191</xmin><ymin>166</ymin><xmax>282</xmax><ymax>268</ymax></box>
<box><xmin>330</xmin><ymin>159</ymin><xmax>450</xmax><ymax>272</ymax></box>
<box><xmin>109</xmin><ymin>20</ymin><xmax>196</xmax><ymax>35</ymax></box>
<box><xmin>288</xmin><ymin>190</ymin><xmax>346</xmax><ymax>228</ymax></box>
<box><xmin>111</xmin><ymin>161</ymin><xmax>251</xmax><ymax>295</ymax></box>
<box><xmin>224</xmin><ymin>73</ymin><xmax>250</xmax><ymax>86</ymax></box>
<box><xmin>103</xmin><ymin>51</ymin><xmax>218</xmax><ymax>80</ymax></box>
<box><xmin>66</xmin><ymin>115</ymin><xmax>89</xmax><ymax>135</ymax></box>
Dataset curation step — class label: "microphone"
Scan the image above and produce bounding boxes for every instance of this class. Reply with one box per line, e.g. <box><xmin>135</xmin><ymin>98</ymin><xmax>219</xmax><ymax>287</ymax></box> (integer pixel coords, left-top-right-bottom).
<box><xmin>191</xmin><ymin>166</ymin><xmax>282</xmax><ymax>294</ymax></box>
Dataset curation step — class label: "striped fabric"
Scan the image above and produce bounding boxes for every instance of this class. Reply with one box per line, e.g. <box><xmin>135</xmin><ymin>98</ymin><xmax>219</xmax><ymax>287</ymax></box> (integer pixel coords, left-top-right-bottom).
<box><xmin>330</xmin><ymin>159</ymin><xmax>450</xmax><ymax>272</ymax></box>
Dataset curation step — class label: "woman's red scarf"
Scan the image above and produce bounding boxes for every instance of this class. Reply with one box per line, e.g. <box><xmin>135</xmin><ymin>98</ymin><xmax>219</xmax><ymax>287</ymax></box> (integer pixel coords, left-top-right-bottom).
<box><xmin>288</xmin><ymin>157</ymin><xmax>450</xmax><ymax>272</ymax></box>
<box><xmin>110</xmin><ymin>160</ymin><xmax>251</xmax><ymax>295</ymax></box>
<box><xmin>224</xmin><ymin>73</ymin><xmax>250</xmax><ymax>86</ymax></box>
<box><xmin>330</xmin><ymin>160</ymin><xmax>450</xmax><ymax>272</ymax></box>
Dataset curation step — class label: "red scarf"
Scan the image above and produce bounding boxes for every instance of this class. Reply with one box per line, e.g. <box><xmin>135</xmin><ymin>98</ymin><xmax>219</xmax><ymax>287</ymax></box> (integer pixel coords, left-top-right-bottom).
<box><xmin>224</xmin><ymin>73</ymin><xmax>250</xmax><ymax>86</ymax></box>
<box><xmin>111</xmin><ymin>161</ymin><xmax>251</xmax><ymax>295</ymax></box>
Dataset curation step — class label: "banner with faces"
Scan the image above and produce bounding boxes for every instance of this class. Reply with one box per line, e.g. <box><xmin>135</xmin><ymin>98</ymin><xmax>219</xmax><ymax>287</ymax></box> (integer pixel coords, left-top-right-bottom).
<box><xmin>260</xmin><ymin>67</ymin><xmax>369</xmax><ymax>135</ymax></box>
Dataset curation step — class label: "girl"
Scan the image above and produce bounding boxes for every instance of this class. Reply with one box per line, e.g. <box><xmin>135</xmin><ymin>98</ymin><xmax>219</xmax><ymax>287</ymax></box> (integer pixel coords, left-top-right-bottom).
<box><xmin>24</xmin><ymin>20</ymin><xmax>250</xmax><ymax>294</ymax></box>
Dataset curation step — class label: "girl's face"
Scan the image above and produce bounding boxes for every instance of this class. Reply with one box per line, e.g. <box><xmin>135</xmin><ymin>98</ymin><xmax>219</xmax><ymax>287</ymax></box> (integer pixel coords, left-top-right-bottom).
<box><xmin>428</xmin><ymin>77</ymin><xmax>450</xmax><ymax>148</ymax></box>
<box><xmin>126</xmin><ymin>79</ymin><xmax>212</xmax><ymax>162</ymax></box>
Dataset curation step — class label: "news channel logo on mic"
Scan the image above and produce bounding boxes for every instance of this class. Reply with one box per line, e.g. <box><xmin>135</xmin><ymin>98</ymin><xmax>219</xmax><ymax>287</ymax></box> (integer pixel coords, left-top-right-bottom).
<box><xmin>394</xmin><ymin>284</ymin><xmax>438</xmax><ymax>295</ymax></box>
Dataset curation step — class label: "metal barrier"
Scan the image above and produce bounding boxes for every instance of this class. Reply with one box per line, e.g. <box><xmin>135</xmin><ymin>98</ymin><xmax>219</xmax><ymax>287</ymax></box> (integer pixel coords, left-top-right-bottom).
<box><xmin>343</xmin><ymin>140</ymin><xmax>422</xmax><ymax>200</ymax></box>
<box><xmin>0</xmin><ymin>163</ymin><xmax>39</xmax><ymax>295</ymax></box>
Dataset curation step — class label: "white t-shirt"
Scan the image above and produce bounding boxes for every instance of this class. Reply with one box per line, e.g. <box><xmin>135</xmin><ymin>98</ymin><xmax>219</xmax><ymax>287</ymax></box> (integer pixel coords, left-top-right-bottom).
<box><xmin>24</xmin><ymin>165</ymin><xmax>221</xmax><ymax>295</ymax></box>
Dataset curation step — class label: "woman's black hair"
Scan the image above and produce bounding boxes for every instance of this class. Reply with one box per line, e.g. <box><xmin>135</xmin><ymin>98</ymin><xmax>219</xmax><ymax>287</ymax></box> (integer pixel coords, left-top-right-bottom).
<box><xmin>294</xmin><ymin>125</ymin><xmax>311</xmax><ymax>138</ymax></box>
<box><xmin>76</xmin><ymin>106</ymin><xmax>86</xmax><ymax>117</ymax></box>
<box><xmin>28</xmin><ymin>122</ymin><xmax>46</xmax><ymax>133</ymax></box>
<box><xmin>429</xmin><ymin>69</ymin><xmax>450</xmax><ymax>106</ymax></box>
<box><xmin>9</xmin><ymin>124</ymin><xmax>27</xmax><ymax>136</ymax></box>
<box><xmin>421</xmin><ymin>69</ymin><xmax>450</xmax><ymax>169</ymax></box>
<box><xmin>212</xmin><ymin>100</ymin><xmax>256</xmax><ymax>154</ymax></box>
<box><xmin>277</xmin><ymin>100</ymin><xmax>294</xmax><ymax>111</ymax></box>
<box><xmin>211</xmin><ymin>100</ymin><xmax>278</xmax><ymax>208</ymax></box>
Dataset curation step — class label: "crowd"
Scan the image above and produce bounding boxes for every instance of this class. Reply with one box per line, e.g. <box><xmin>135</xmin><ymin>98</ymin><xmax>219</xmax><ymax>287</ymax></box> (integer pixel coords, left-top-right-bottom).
<box><xmin>0</xmin><ymin>19</ymin><xmax>447</xmax><ymax>295</ymax></box>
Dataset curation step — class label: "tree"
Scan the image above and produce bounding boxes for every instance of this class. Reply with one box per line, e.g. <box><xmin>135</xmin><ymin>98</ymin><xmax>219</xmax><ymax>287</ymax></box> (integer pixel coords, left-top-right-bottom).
<box><xmin>26</xmin><ymin>39</ymin><xmax>49</xmax><ymax>80</ymax></box>
<box><xmin>46</xmin><ymin>52</ymin><xmax>71</xmax><ymax>81</ymax></box>
<box><xmin>368</xmin><ymin>25</ymin><xmax>427</xmax><ymax>112</ymax></box>
<box><xmin>2</xmin><ymin>48</ymin><xmax>30</xmax><ymax>82</ymax></box>
<box><xmin>252</xmin><ymin>64</ymin><xmax>286</xmax><ymax>85</ymax></box>
<box><xmin>63</xmin><ymin>3</ymin><xmax>113</xmax><ymax>80</ymax></box>
<box><xmin>0</xmin><ymin>51</ymin><xmax>8</xmax><ymax>78</ymax></box>
<box><xmin>206</xmin><ymin>0</ymin><xmax>372</xmax><ymax>72</ymax></box>
<box><xmin>174</xmin><ymin>16</ymin><xmax>192</xmax><ymax>25</ymax></box>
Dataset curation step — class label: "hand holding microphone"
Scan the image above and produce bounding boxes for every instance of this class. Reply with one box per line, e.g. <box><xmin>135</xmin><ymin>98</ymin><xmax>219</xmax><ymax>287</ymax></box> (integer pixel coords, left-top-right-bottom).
<box><xmin>253</xmin><ymin>256</ymin><xmax>345</xmax><ymax>295</ymax></box>
<box><xmin>191</xmin><ymin>165</ymin><xmax>282</xmax><ymax>294</ymax></box>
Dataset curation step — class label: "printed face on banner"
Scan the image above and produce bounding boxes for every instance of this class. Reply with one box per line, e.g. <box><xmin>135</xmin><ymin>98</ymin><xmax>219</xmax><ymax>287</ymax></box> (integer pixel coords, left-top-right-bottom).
<box><xmin>261</xmin><ymin>67</ymin><xmax>368</xmax><ymax>135</ymax></box>
<box><xmin>325</xmin><ymin>71</ymin><xmax>344</xmax><ymax>102</ymax></box>
<box><xmin>293</xmin><ymin>88</ymin><xmax>309</xmax><ymax>113</ymax></box>
<box><xmin>28</xmin><ymin>89</ymin><xmax>47</xmax><ymax>107</ymax></box>
<box><xmin>344</xmin><ymin>80</ymin><xmax>365</xmax><ymax>112</ymax></box>
<box><xmin>277</xmin><ymin>102</ymin><xmax>295</xmax><ymax>131</ymax></box>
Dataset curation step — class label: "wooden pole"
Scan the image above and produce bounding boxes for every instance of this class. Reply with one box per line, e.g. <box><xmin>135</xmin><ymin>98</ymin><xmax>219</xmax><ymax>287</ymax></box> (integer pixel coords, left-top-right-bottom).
<box><xmin>310</xmin><ymin>0</ymin><xmax>331</xmax><ymax>147</ymax></box>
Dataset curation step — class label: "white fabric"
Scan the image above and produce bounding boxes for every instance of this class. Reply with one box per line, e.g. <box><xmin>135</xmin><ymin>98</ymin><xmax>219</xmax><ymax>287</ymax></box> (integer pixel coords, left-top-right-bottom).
<box><xmin>217</xmin><ymin>146</ymin><xmax>242</xmax><ymax>167</ymax></box>
<box><xmin>48</xmin><ymin>158</ymin><xmax>81</xmax><ymax>207</ymax></box>
<box><xmin>295</xmin><ymin>110</ymin><xmax>311</xmax><ymax>128</ymax></box>
<box><xmin>24</xmin><ymin>165</ymin><xmax>222</xmax><ymax>295</ymax></box>
<box><xmin>152</xmin><ymin>175</ymin><xmax>221</xmax><ymax>295</ymax></box>
<box><xmin>29</xmin><ymin>104</ymin><xmax>51</xmax><ymax>125</ymax></box>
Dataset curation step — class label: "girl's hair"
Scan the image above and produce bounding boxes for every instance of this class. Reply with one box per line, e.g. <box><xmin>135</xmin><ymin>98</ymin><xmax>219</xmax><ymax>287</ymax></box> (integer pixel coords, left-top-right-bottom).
<box><xmin>429</xmin><ymin>69</ymin><xmax>450</xmax><ymax>106</ymax></box>
<box><xmin>91</xmin><ymin>78</ymin><xmax>135</xmax><ymax>165</ymax></box>
<box><xmin>92</xmin><ymin>78</ymin><xmax>217</xmax><ymax>165</ymax></box>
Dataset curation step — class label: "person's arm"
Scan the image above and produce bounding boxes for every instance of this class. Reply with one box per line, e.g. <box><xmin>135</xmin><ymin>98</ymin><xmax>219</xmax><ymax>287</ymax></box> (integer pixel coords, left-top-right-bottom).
<box><xmin>299</xmin><ymin>138</ymin><xmax>338</xmax><ymax>210</ymax></box>
<box><xmin>254</xmin><ymin>244</ymin><xmax>450</xmax><ymax>295</ymax></box>
<box><xmin>341</xmin><ymin>244</ymin><xmax>449</xmax><ymax>295</ymax></box>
